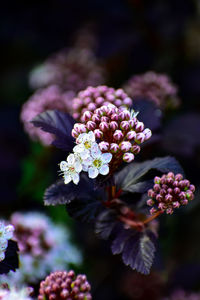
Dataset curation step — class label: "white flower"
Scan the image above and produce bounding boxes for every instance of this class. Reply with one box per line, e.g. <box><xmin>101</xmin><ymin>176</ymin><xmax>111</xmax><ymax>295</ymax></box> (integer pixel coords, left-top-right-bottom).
<box><xmin>84</xmin><ymin>145</ymin><xmax>112</xmax><ymax>179</ymax></box>
<box><xmin>73</xmin><ymin>131</ymin><xmax>96</xmax><ymax>159</ymax></box>
<box><xmin>0</xmin><ymin>222</ymin><xmax>14</xmax><ymax>262</ymax></box>
<box><xmin>60</xmin><ymin>153</ymin><xmax>82</xmax><ymax>185</ymax></box>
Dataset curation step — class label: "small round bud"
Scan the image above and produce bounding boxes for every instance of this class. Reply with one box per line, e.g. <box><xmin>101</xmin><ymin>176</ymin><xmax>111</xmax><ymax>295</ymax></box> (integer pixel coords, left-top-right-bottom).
<box><xmin>135</xmin><ymin>132</ymin><xmax>145</xmax><ymax>144</ymax></box>
<box><xmin>110</xmin><ymin>143</ymin><xmax>119</xmax><ymax>153</ymax></box>
<box><xmin>99</xmin><ymin>121</ymin><xmax>109</xmax><ymax>132</ymax></box>
<box><xmin>123</xmin><ymin>153</ymin><xmax>134</xmax><ymax>162</ymax></box>
<box><xmin>99</xmin><ymin>142</ymin><xmax>109</xmax><ymax>151</ymax></box>
<box><xmin>120</xmin><ymin>141</ymin><xmax>132</xmax><ymax>152</ymax></box>
<box><xmin>113</xmin><ymin>130</ymin><xmax>124</xmax><ymax>141</ymax></box>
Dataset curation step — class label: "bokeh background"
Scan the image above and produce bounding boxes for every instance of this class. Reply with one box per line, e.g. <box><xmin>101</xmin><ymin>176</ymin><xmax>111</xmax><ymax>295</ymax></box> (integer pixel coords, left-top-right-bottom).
<box><xmin>1</xmin><ymin>0</ymin><xmax>200</xmax><ymax>299</ymax></box>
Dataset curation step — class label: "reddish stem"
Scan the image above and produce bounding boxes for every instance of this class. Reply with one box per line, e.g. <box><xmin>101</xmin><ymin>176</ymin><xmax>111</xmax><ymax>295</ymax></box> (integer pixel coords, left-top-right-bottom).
<box><xmin>143</xmin><ymin>210</ymin><xmax>163</xmax><ymax>224</ymax></box>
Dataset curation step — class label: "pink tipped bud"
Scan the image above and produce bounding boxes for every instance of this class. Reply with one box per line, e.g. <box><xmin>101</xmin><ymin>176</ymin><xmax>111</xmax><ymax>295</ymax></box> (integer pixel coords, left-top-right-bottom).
<box><xmin>113</xmin><ymin>130</ymin><xmax>124</xmax><ymax>141</ymax></box>
<box><xmin>123</xmin><ymin>97</ymin><xmax>132</xmax><ymax>106</ymax></box>
<box><xmin>72</xmin><ymin>129</ymin><xmax>79</xmax><ymax>138</ymax></box>
<box><xmin>167</xmin><ymin>188</ymin><xmax>173</xmax><ymax>194</ymax></box>
<box><xmin>81</xmin><ymin>111</ymin><xmax>92</xmax><ymax>122</ymax></box>
<box><xmin>148</xmin><ymin>189</ymin><xmax>155</xmax><ymax>197</ymax></box>
<box><xmin>94</xmin><ymin>129</ymin><xmax>103</xmax><ymax>139</ymax></box>
<box><xmin>87</xmin><ymin>102</ymin><xmax>96</xmax><ymax>111</ymax></box>
<box><xmin>110</xmin><ymin>121</ymin><xmax>118</xmax><ymax>131</ymax></box>
<box><xmin>158</xmin><ymin>203</ymin><xmax>166</xmax><ymax>210</ymax></box>
<box><xmin>99</xmin><ymin>121</ymin><xmax>109</xmax><ymax>132</ymax></box>
<box><xmin>166</xmin><ymin>208</ymin><xmax>173</xmax><ymax>214</ymax></box>
<box><xmin>156</xmin><ymin>194</ymin><xmax>162</xmax><ymax>202</ymax></box>
<box><xmin>120</xmin><ymin>121</ymin><xmax>130</xmax><ymax>130</ymax></box>
<box><xmin>135</xmin><ymin>132</ymin><xmax>145</xmax><ymax>144</ymax></box>
<box><xmin>150</xmin><ymin>207</ymin><xmax>157</xmax><ymax>215</ymax></box>
<box><xmin>135</xmin><ymin>121</ymin><xmax>144</xmax><ymax>132</ymax></box>
<box><xmin>120</xmin><ymin>141</ymin><xmax>132</xmax><ymax>152</ymax></box>
<box><xmin>153</xmin><ymin>184</ymin><xmax>160</xmax><ymax>192</ymax></box>
<box><xmin>175</xmin><ymin>174</ymin><xmax>183</xmax><ymax>181</ymax></box>
<box><xmin>189</xmin><ymin>185</ymin><xmax>195</xmax><ymax>192</ymax></box>
<box><xmin>114</xmin><ymin>99</ymin><xmax>122</xmax><ymax>106</ymax></box>
<box><xmin>131</xmin><ymin>145</ymin><xmax>141</xmax><ymax>154</ymax></box>
<box><xmin>186</xmin><ymin>190</ymin><xmax>194</xmax><ymax>200</ymax></box>
<box><xmin>74</xmin><ymin>123</ymin><xmax>87</xmax><ymax>133</ymax></box>
<box><xmin>92</xmin><ymin>114</ymin><xmax>100</xmax><ymax>123</ymax></box>
<box><xmin>99</xmin><ymin>142</ymin><xmax>109</xmax><ymax>151</ymax></box>
<box><xmin>84</xmin><ymin>97</ymin><xmax>92</xmax><ymax>106</ymax></box>
<box><xmin>86</xmin><ymin>121</ymin><xmax>96</xmax><ymax>130</ymax></box>
<box><xmin>126</xmin><ymin>130</ymin><xmax>136</xmax><ymax>140</ymax></box>
<box><xmin>123</xmin><ymin>152</ymin><xmax>134</xmax><ymax>162</ymax></box>
<box><xmin>129</xmin><ymin>118</ymin><xmax>137</xmax><ymax>128</ymax></box>
<box><xmin>165</xmin><ymin>194</ymin><xmax>173</xmax><ymax>202</ymax></box>
<box><xmin>111</xmin><ymin>113</ymin><xmax>119</xmax><ymax>121</ymax></box>
<box><xmin>167</xmin><ymin>172</ymin><xmax>175</xmax><ymax>178</ymax></box>
<box><xmin>154</xmin><ymin>176</ymin><xmax>160</xmax><ymax>184</ymax></box>
<box><xmin>72</xmin><ymin>112</ymin><xmax>80</xmax><ymax>120</ymax></box>
<box><xmin>179</xmin><ymin>191</ymin><xmax>186</xmax><ymax>200</ymax></box>
<box><xmin>147</xmin><ymin>199</ymin><xmax>154</xmax><ymax>206</ymax></box>
<box><xmin>181</xmin><ymin>199</ymin><xmax>189</xmax><ymax>205</ymax></box>
<box><xmin>173</xmin><ymin>201</ymin><xmax>180</xmax><ymax>208</ymax></box>
<box><xmin>95</xmin><ymin>96</ymin><xmax>104</xmax><ymax>105</ymax></box>
<box><xmin>101</xmin><ymin>116</ymin><xmax>109</xmax><ymax>122</ymax></box>
<box><xmin>119</xmin><ymin>110</ymin><xmax>130</xmax><ymax>120</ymax></box>
<box><xmin>174</xmin><ymin>187</ymin><xmax>180</xmax><ymax>194</ymax></box>
<box><xmin>110</xmin><ymin>143</ymin><xmax>119</xmax><ymax>153</ymax></box>
<box><xmin>143</xmin><ymin>128</ymin><xmax>152</xmax><ymax>140</ymax></box>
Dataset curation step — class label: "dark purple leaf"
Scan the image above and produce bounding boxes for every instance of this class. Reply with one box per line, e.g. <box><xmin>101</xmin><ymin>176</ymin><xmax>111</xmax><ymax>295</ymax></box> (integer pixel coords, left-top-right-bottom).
<box><xmin>0</xmin><ymin>240</ymin><xmax>19</xmax><ymax>274</ymax></box>
<box><xmin>115</xmin><ymin>156</ymin><xmax>184</xmax><ymax>192</ymax></box>
<box><xmin>31</xmin><ymin>110</ymin><xmax>75</xmax><ymax>151</ymax></box>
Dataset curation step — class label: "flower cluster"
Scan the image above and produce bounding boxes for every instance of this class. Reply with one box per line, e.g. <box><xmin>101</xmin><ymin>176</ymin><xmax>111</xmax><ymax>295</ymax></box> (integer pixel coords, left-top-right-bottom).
<box><xmin>29</xmin><ymin>47</ymin><xmax>106</xmax><ymax>93</ymax></box>
<box><xmin>147</xmin><ymin>172</ymin><xmax>195</xmax><ymax>215</ymax></box>
<box><xmin>38</xmin><ymin>270</ymin><xmax>92</xmax><ymax>300</ymax></box>
<box><xmin>0</xmin><ymin>222</ymin><xmax>14</xmax><ymax>262</ymax></box>
<box><xmin>72</xmin><ymin>104</ymin><xmax>151</xmax><ymax>173</ymax></box>
<box><xmin>20</xmin><ymin>85</ymin><xmax>74</xmax><ymax>145</ymax></box>
<box><xmin>0</xmin><ymin>286</ymin><xmax>32</xmax><ymax>300</ymax></box>
<box><xmin>123</xmin><ymin>71</ymin><xmax>179</xmax><ymax>109</ymax></box>
<box><xmin>60</xmin><ymin>131</ymin><xmax>112</xmax><ymax>184</ymax></box>
<box><xmin>72</xmin><ymin>85</ymin><xmax>132</xmax><ymax>120</ymax></box>
<box><xmin>162</xmin><ymin>289</ymin><xmax>200</xmax><ymax>300</ymax></box>
<box><xmin>0</xmin><ymin>213</ymin><xmax>81</xmax><ymax>285</ymax></box>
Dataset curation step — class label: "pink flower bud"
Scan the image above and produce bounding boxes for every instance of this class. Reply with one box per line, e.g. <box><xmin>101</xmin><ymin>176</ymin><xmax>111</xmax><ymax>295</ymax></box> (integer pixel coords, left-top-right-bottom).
<box><xmin>92</xmin><ymin>114</ymin><xmax>100</xmax><ymax>123</ymax></box>
<box><xmin>135</xmin><ymin>121</ymin><xmax>144</xmax><ymax>132</ymax></box>
<box><xmin>120</xmin><ymin>121</ymin><xmax>130</xmax><ymax>130</ymax></box>
<box><xmin>148</xmin><ymin>189</ymin><xmax>155</xmax><ymax>197</ymax></box>
<box><xmin>179</xmin><ymin>192</ymin><xmax>186</xmax><ymax>200</ymax></box>
<box><xmin>113</xmin><ymin>130</ymin><xmax>124</xmax><ymax>141</ymax></box>
<box><xmin>165</xmin><ymin>194</ymin><xmax>173</xmax><ymax>202</ymax></box>
<box><xmin>95</xmin><ymin>97</ymin><xmax>104</xmax><ymax>105</ymax></box>
<box><xmin>81</xmin><ymin>111</ymin><xmax>92</xmax><ymax>122</ymax></box>
<box><xmin>120</xmin><ymin>141</ymin><xmax>132</xmax><ymax>152</ymax></box>
<box><xmin>84</xmin><ymin>97</ymin><xmax>92</xmax><ymax>105</ymax></box>
<box><xmin>153</xmin><ymin>184</ymin><xmax>160</xmax><ymax>192</ymax></box>
<box><xmin>174</xmin><ymin>187</ymin><xmax>180</xmax><ymax>194</ymax></box>
<box><xmin>101</xmin><ymin>116</ymin><xmax>109</xmax><ymax>122</ymax></box>
<box><xmin>154</xmin><ymin>176</ymin><xmax>160</xmax><ymax>184</ymax></box>
<box><xmin>111</xmin><ymin>113</ymin><xmax>119</xmax><ymax>121</ymax></box>
<box><xmin>87</xmin><ymin>103</ymin><xmax>96</xmax><ymax>111</ymax></box>
<box><xmin>123</xmin><ymin>97</ymin><xmax>132</xmax><ymax>106</ymax></box>
<box><xmin>166</xmin><ymin>208</ymin><xmax>173</xmax><ymax>214</ymax></box>
<box><xmin>158</xmin><ymin>203</ymin><xmax>166</xmax><ymax>210</ymax></box>
<box><xmin>173</xmin><ymin>180</ymin><xmax>179</xmax><ymax>187</ymax></box>
<box><xmin>72</xmin><ymin>112</ymin><xmax>80</xmax><ymax>120</ymax></box>
<box><xmin>173</xmin><ymin>201</ymin><xmax>180</xmax><ymax>208</ymax></box>
<box><xmin>147</xmin><ymin>199</ymin><xmax>154</xmax><ymax>206</ymax></box>
<box><xmin>143</xmin><ymin>128</ymin><xmax>152</xmax><ymax>140</ymax></box>
<box><xmin>167</xmin><ymin>188</ymin><xmax>173</xmax><ymax>194</ymax></box>
<box><xmin>110</xmin><ymin>121</ymin><xmax>118</xmax><ymax>130</ymax></box>
<box><xmin>167</xmin><ymin>172</ymin><xmax>175</xmax><ymax>178</ymax></box>
<box><xmin>74</xmin><ymin>123</ymin><xmax>87</xmax><ymax>133</ymax></box>
<box><xmin>156</xmin><ymin>194</ymin><xmax>162</xmax><ymax>202</ymax></box>
<box><xmin>94</xmin><ymin>129</ymin><xmax>103</xmax><ymax>139</ymax></box>
<box><xmin>126</xmin><ymin>130</ymin><xmax>136</xmax><ymax>140</ymax></box>
<box><xmin>115</xmin><ymin>89</ymin><xmax>124</xmax><ymax>97</ymax></box>
<box><xmin>189</xmin><ymin>185</ymin><xmax>195</xmax><ymax>192</ymax></box>
<box><xmin>175</xmin><ymin>174</ymin><xmax>183</xmax><ymax>181</ymax></box>
<box><xmin>123</xmin><ymin>152</ymin><xmax>134</xmax><ymax>162</ymax></box>
<box><xmin>114</xmin><ymin>99</ymin><xmax>122</xmax><ymax>106</ymax></box>
<box><xmin>119</xmin><ymin>110</ymin><xmax>130</xmax><ymax>121</ymax></box>
<box><xmin>99</xmin><ymin>142</ymin><xmax>109</xmax><ymax>151</ymax></box>
<box><xmin>181</xmin><ymin>199</ymin><xmax>188</xmax><ymax>205</ymax></box>
<box><xmin>99</xmin><ymin>121</ymin><xmax>109</xmax><ymax>132</ymax></box>
<box><xmin>150</xmin><ymin>207</ymin><xmax>157</xmax><ymax>215</ymax></box>
<box><xmin>110</xmin><ymin>143</ymin><xmax>119</xmax><ymax>153</ymax></box>
<box><xmin>106</xmin><ymin>94</ymin><xmax>115</xmax><ymax>101</ymax></box>
<box><xmin>86</xmin><ymin>121</ymin><xmax>96</xmax><ymax>130</ymax></box>
<box><xmin>131</xmin><ymin>145</ymin><xmax>140</xmax><ymax>154</ymax></box>
<box><xmin>72</xmin><ymin>129</ymin><xmax>79</xmax><ymax>138</ymax></box>
<box><xmin>135</xmin><ymin>132</ymin><xmax>145</xmax><ymax>144</ymax></box>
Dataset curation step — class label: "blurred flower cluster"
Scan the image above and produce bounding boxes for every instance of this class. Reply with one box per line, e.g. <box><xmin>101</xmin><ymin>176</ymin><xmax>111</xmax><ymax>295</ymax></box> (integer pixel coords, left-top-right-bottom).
<box><xmin>0</xmin><ymin>222</ymin><xmax>14</xmax><ymax>262</ymax></box>
<box><xmin>0</xmin><ymin>212</ymin><xmax>82</xmax><ymax>286</ymax></box>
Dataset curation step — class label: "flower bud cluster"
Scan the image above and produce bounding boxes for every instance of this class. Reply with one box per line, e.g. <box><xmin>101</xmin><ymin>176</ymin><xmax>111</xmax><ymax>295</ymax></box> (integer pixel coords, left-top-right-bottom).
<box><xmin>60</xmin><ymin>131</ymin><xmax>112</xmax><ymax>184</ymax></box>
<box><xmin>0</xmin><ymin>222</ymin><xmax>14</xmax><ymax>262</ymax></box>
<box><xmin>72</xmin><ymin>104</ymin><xmax>151</xmax><ymax>172</ymax></box>
<box><xmin>29</xmin><ymin>47</ymin><xmax>106</xmax><ymax>93</ymax></box>
<box><xmin>38</xmin><ymin>270</ymin><xmax>92</xmax><ymax>300</ymax></box>
<box><xmin>147</xmin><ymin>172</ymin><xmax>195</xmax><ymax>215</ymax></box>
<box><xmin>20</xmin><ymin>85</ymin><xmax>74</xmax><ymax>145</ymax></box>
<box><xmin>123</xmin><ymin>71</ymin><xmax>180</xmax><ymax>109</ymax></box>
<box><xmin>72</xmin><ymin>85</ymin><xmax>132</xmax><ymax>120</ymax></box>
<box><xmin>1</xmin><ymin>212</ymin><xmax>82</xmax><ymax>286</ymax></box>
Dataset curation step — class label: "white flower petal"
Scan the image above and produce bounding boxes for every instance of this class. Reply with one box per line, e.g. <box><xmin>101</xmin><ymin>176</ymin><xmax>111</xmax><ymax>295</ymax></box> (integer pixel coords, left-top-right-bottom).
<box><xmin>72</xmin><ymin>173</ymin><xmax>80</xmax><ymax>185</ymax></box>
<box><xmin>77</xmin><ymin>133</ymin><xmax>86</xmax><ymax>143</ymax></box>
<box><xmin>101</xmin><ymin>153</ymin><xmax>112</xmax><ymax>164</ymax></box>
<box><xmin>60</xmin><ymin>161</ymin><xmax>68</xmax><ymax>171</ymax></box>
<box><xmin>83</xmin><ymin>157</ymin><xmax>93</xmax><ymax>166</ymax></box>
<box><xmin>67</xmin><ymin>154</ymin><xmax>75</xmax><ymax>165</ymax></box>
<box><xmin>74</xmin><ymin>161</ymin><xmax>82</xmax><ymax>173</ymax></box>
<box><xmin>0</xmin><ymin>252</ymin><xmax>5</xmax><ymax>262</ymax></box>
<box><xmin>91</xmin><ymin>143</ymin><xmax>101</xmax><ymax>158</ymax></box>
<box><xmin>88</xmin><ymin>131</ymin><xmax>95</xmax><ymax>142</ymax></box>
<box><xmin>79</xmin><ymin>149</ymin><xmax>90</xmax><ymax>159</ymax></box>
<box><xmin>88</xmin><ymin>167</ymin><xmax>99</xmax><ymax>179</ymax></box>
<box><xmin>5</xmin><ymin>225</ymin><xmax>14</xmax><ymax>240</ymax></box>
<box><xmin>99</xmin><ymin>164</ymin><xmax>109</xmax><ymax>175</ymax></box>
<box><xmin>64</xmin><ymin>174</ymin><xmax>71</xmax><ymax>184</ymax></box>
<box><xmin>73</xmin><ymin>144</ymin><xmax>85</xmax><ymax>153</ymax></box>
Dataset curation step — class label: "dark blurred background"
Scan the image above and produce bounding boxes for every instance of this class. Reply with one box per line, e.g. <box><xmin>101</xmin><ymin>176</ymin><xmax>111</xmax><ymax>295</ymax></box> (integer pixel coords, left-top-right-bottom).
<box><xmin>1</xmin><ymin>0</ymin><xmax>200</xmax><ymax>299</ymax></box>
